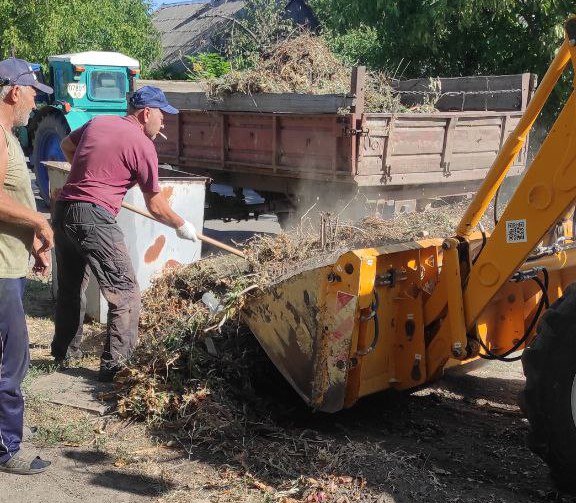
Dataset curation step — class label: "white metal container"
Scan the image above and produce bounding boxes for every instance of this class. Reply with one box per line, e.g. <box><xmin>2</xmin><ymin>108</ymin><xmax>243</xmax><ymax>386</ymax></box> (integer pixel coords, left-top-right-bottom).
<box><xmin>47</xmin><ymin>162</ymin><xmax>206</xmax><ymax>323</ymax></box>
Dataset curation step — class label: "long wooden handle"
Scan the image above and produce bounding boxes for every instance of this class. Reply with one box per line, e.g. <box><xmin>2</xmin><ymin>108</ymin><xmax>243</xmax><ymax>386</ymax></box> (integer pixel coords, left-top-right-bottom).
<box><xmin>121</xmin><ymin>201</ymin><xmax>246</xmax><ymax>259</ymax></box>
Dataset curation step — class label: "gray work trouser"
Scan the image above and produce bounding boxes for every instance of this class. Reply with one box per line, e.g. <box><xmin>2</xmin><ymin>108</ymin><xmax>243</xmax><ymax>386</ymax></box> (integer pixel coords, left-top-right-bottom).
<box><xmin>52</xmin><ymin>201</ymin><xmax>140</xmax><ymax>370</ymax></box>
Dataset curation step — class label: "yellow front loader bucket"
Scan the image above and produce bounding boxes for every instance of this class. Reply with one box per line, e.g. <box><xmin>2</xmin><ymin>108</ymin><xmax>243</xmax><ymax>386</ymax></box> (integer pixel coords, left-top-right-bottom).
<box><xmin>242</xmin><ymin>240</ymin><xmax>443</xmax><ymax>412</ymax></box>
<box><xmin>242</xmin><ymin>235</ymin><xmax>572</xmax><ymax>413</ymax></box>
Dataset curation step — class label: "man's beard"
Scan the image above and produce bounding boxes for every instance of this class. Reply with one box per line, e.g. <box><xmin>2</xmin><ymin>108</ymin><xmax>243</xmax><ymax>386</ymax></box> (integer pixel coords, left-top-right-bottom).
<box><xmin>13</xmin><ymin>104</ymin><xmax>31</xmax><ymax>127</ymax></box>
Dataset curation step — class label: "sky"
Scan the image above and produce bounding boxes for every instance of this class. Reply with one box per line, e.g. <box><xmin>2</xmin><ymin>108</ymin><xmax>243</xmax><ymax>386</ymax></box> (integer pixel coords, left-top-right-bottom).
<box><xmin>151</xmin><ymin>0</ymin><xmax>204</xmax><ymax>10</ymax></box>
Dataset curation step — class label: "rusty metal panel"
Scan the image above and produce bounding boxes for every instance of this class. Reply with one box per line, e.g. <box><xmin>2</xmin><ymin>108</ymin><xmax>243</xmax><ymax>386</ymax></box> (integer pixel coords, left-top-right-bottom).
<box><xmin>226</xmin><ymin>115</ymin><xmax>274</xmax><ymax>166</ymax></box>
<box><xmin>277</xmin><ymin>116</ymin><xmax>348</xmax><ymax>174</ymax></box>
<box><xmin>180</xmin><ymin>111</ymin><xmax>222</xmax><ymax>162</ymax></box>
<box><xmin>155</xmin><ymin>113</ymin><xmax>180</xmax><ymax>161</ymax></box>
<box><xmin>356</xmin><ymin>111</ymin><xmax>527</xmax><ymax>185</ymax></box>
<box><xmin>157</xmin><ymin>108</ymin><xmax>527</xmax><ymax>192</ymax></box>
<box><xmin>158</xmin><ymin>111</ymin><xmax>355</xmax><ymax>180</ymax></box>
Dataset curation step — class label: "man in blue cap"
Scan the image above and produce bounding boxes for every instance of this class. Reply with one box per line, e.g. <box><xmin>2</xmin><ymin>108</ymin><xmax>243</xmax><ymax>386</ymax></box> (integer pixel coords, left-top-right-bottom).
<box><xmin>0</xmin><ymin>57</ymin><xmax>53</xmax><ymax>474</ymax></box>
<box><xmin>52</xmin><ymin>85</ymin><xmax>198</xmax><ymax>382</ymax></box>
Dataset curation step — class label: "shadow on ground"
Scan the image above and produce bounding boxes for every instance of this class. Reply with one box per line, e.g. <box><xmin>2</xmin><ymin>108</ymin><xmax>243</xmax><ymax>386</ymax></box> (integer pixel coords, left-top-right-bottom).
<box><xmin>62</xmin><ymin>449</ymin><xmax>176</xmax><ymax>497</ymax></box>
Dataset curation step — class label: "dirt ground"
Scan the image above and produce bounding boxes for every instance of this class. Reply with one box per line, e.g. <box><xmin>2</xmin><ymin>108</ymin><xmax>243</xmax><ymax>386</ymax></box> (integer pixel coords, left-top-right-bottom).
<box><xmin>3</xmin><ymin>206</ymin><xmax>576</xmax><ymax>502</ymax></box>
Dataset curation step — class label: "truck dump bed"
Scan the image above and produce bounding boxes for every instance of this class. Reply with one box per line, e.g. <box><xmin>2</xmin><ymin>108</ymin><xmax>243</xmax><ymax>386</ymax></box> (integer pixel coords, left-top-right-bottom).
<box><xmin>141</xmin><ymin>72</ymin><xmax>536</xmax><ymax>215</ymax></box>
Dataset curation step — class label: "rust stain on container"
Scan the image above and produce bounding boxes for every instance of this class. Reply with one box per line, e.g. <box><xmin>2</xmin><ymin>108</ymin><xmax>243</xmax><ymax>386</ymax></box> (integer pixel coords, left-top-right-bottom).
<box><xmin>164</xmin><ymin>259</ymin><xmax>182</xmax><ymax>270</ymax></box>
<box><xmin>145</xmin><ymin>235</ymin><xmax>166</xmax><ymax>263</ymax></box>
<box><xmin>161</xmin><ymin>186</ymin><xmax>174</xmax><ymax>204</ymax></box>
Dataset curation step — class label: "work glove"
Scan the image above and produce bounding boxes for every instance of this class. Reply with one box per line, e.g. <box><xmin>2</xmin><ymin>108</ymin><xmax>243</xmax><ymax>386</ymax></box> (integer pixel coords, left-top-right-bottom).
<box><xmin>176</xmin><ymin>220</ymin><xmax>199</xmax><ymax>242</ymax></box>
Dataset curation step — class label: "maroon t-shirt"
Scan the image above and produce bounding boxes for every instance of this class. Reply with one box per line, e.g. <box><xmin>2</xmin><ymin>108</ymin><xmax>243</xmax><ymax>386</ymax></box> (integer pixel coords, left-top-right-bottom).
<box><xmin>59</xmin><ymin>115</ymin><xmax>160</xmax><ymax>215</ymax></box>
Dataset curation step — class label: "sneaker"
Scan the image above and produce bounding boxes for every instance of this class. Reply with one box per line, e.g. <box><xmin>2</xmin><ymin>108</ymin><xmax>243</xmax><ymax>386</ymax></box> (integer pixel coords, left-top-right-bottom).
<box><xmin>0</xmin><ymin>449</ymin><xmax>50</xmax><ymax>475</ymax></box>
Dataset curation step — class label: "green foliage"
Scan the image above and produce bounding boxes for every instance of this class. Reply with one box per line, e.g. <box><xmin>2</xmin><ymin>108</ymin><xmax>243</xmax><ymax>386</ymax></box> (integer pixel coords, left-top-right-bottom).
<box><xmin>217</xmin><ymin>0</ymin><xmax>296</xmax><ymax>69</ymax></box>
<box><xmin>322</xmin><ymin>25</ymin><xmax>383</xmax><ymax>69</ymax></box>
<box><xmin>0</xmin><ymin>0</ymin><xmax>160</xmax><ymax>76</ymax></box>
<box><xmin>185</xmin><ymin>53</ymin><xmax>231</xmax><ymax>80</ymax></box>
<box><xmin>146</xmin><ymin>65</ymin><xmax>187</xmax><ymax>81</ymax></box>
<box><xmin>310</xmin><ymin>0</ymin><xmax>575</xmax><ymax>122</ymax></box>
<box><xmin>310</xmin><ymin>0</ymin><xmax>570</xmax><ymax>78</ymax></box>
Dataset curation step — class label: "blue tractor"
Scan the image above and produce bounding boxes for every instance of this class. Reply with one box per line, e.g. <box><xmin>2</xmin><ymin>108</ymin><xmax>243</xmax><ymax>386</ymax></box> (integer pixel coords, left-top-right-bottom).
<box><xmin>21</xmin><ymin>51</ymin><xmax>140</xmax><ymax>201</ymax></box>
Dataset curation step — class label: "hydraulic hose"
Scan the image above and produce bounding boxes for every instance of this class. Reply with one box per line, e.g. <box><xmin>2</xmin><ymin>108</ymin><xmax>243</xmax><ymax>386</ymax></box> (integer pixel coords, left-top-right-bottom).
<box><xmin>477</xmin><ymin>268</ymin><xmax>549</xmax><ymax>362</ymax></box>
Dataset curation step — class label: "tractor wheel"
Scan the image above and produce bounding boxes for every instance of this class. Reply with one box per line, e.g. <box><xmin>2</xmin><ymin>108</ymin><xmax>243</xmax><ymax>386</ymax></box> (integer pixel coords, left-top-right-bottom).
<box><xmin>521</xmin><ymin>282</ymin><xmax>576</xmax><ymax>490</ymax></box>
<box><xmin>31</xmin><ymin>113</ymin><xmax>70</xmax><ymax>203</ymax></box>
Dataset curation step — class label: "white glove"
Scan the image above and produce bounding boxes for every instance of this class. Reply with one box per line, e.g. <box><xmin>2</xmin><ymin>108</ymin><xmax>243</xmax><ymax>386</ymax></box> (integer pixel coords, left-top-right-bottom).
<box><xmin>176</xmin><ymin>221</ymin><xmax>199</xmax><ymax>242</ymax></box>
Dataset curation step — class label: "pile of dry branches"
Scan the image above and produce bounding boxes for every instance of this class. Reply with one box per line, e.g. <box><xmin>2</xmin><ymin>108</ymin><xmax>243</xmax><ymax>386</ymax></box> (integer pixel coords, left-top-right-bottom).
<box><xmin>205</xmin><ymin>33</ymin><xmax>436</xmax><ymax>113</ymax></box>
<box><xmin>118</xmin><ymin>202</ymin><xmax>474</xmax><ymax>418</ymax></box>
<box><xmin>116</xmin><ymin>203</ymin><xmax>483</xmax><ymax>497</ymax></box>
<box><xmin>207</xmin><ymin>33</ymin><xmax>351</xmax><ymax>96</ymax></box>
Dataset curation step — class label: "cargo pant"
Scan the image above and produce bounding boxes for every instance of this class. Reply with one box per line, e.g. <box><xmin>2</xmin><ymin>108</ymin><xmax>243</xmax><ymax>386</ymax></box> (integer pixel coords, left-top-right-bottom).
<box><xmin>52</xmin><ymin>201</ymin><xmax>140</xmax><ymax>371</ymax></box>
<box><xmin>0</xmin><ymin>278</ymin><xmax>29</xmax><ymax>463</ymax></box>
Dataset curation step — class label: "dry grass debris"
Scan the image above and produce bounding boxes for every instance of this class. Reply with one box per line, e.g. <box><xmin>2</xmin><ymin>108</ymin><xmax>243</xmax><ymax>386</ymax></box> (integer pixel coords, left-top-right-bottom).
<box><xmin>207</xmin><ymin>33</ymin><xmax>351</xmax><ymax>96</ymax></box>
<box><xmin>116</xmin><ymin>203</ymin><xmax>484</xmax><ymax>498</ymax></box>
<box><xmin>205</xmin><ymin>33</ymin><xmax>433</xmax><ymax>113</ymax></box>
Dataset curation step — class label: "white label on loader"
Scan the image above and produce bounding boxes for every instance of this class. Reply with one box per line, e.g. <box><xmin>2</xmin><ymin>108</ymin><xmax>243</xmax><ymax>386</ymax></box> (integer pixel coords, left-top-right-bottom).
<box><xmin>506</xmin><ymin>219</ymin><xmax>527</xmax><ymax>243</ymax></box>
<box><xmin>67</xmin><ymin>83</ymin><xmax>86</xmax><ymax>99</ymax></box>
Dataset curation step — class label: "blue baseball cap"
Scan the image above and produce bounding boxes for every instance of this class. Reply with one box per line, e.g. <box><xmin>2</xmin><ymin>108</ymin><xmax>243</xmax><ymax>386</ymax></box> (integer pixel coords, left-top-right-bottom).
<box><xmin>129</xmin><ymin>85</ymin><xmax>178</xmax><ymax>114</ymax></box>
<box><xmin>0</xmin><ymin>57</ymin><xmax>53</xmax><ymax>94</ymax></box>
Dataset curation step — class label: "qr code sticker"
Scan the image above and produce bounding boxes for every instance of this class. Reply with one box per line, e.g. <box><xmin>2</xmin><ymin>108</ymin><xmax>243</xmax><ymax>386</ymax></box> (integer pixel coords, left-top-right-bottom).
<box><xmin>506</xmin><ymin>219</ymin><xmax>527</xmax><ymax>243</ymax></box>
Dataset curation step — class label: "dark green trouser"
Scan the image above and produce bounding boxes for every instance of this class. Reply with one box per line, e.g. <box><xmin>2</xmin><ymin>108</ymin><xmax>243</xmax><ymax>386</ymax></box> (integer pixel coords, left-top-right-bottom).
<box><xmin>52</xmin><ymin>201</ymin><xmax>140</xmax><ymax>370</ymax></box>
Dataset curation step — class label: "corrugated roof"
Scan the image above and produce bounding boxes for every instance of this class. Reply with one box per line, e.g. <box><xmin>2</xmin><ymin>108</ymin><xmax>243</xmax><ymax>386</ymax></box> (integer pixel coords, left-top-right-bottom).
<box><xmin>152</xmin><ymin>0</ymin><xmax>317</xmax><ymax>70</ymax></box>
<box><xmin>153</xmin><ymin>0</ymin><xmax>245</xmax><ymax>68</ymax></box>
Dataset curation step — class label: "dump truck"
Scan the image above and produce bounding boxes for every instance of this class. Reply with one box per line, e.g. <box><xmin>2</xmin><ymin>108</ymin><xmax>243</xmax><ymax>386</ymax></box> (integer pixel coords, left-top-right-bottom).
<box><xmin>143</xmin><ymin>69</ymin><xmax>536</xmax><ymax>222</ymax></box>
<box><xmin>20</xmin><ymin>51</ymin><xmax>140</xmax><ymax>201</ymax></box>
<box><xmin>229</xmin><ymin>19</ymin><xmax>576</xmax><ymax>488</ymax></box>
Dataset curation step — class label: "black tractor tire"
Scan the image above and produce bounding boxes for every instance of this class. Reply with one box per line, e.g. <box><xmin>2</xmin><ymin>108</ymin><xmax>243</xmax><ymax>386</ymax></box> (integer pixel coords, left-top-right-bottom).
<box><xmin>521</xmin><ymin>282</ymin><xmax>576</xmax><ymax>490</ymax></box>
<box><xmin>31</xmin><ymin>113</ymin><xmax>70</xmax><ymax>203</ymax></box>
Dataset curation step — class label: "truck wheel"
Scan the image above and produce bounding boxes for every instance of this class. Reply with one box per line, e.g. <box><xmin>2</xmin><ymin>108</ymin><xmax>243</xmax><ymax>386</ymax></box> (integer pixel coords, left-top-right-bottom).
<box><xmin>31</xmin><ymin>114</ymin><xmax>69</xmax><ymax>203</ymax></box>
<box><xmin>521</xmin><ymin>283</ymin><xmax>576</xmax><ymax>490</ymax></box>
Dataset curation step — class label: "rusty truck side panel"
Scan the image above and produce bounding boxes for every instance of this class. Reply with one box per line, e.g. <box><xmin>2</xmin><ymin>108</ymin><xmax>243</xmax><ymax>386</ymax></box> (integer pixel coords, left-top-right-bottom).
<box><xmin>355</xmin><ymin>112</ymin><xmax>526</xmax><ymax>187</ymax></box>
<box><xmin>147</xmin><ymin>72</ymin><xmax>535</xmax><ymax>211</ymax></box>
<box><xmin>157</xmin><ymin>112</ymin><xmax>355</xmax><ymax>182</ymax></box>
<box><xmin>157</xmin><ymin>109</ymin><xmax>527</xmax><ymax>190</ymax></box>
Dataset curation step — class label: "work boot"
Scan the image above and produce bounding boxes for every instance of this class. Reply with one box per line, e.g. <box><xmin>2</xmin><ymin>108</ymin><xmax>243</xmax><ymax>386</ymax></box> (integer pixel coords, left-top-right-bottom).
<box><xmin>98</xmin><ymin>364</ymin><xmax>122</xmax><ymax>383</ymax></box>
<box><xmin>54</xmin><ymin>348</ymin><xmax>84</xmax><ymax>370</ymax></box>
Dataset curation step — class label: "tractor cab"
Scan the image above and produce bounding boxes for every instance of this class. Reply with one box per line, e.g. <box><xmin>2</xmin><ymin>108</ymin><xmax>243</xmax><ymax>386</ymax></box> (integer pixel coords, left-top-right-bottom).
<box><xmin>46</xmin><ymin>51</ymin><xmax>140</xmax><ymax>120</ymax></box>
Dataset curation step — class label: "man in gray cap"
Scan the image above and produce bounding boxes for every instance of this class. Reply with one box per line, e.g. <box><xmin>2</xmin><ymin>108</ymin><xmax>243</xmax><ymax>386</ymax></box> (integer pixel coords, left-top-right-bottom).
<box><xmin>0</xmin><ymin>57</ymin><xmax>54</xmax><ymax>474</ymax></box>
<box><xmin>52</xmin><ymin>86</ymin><xmax>198</xmax><ymax>382</ymax></box>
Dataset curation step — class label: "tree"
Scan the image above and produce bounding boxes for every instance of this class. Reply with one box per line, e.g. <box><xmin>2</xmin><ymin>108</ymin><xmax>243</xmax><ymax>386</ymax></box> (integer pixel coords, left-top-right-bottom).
<box><xmin>185</xmin><ymin>53</ymin><xmax>231</xmax><ymax>80</ymax></box>
<box><xmin>309</xmin><ymin>0</ymin><xmax>571</xmax><ymax>79</ymax></box>
<box><xmin>215</xmin><ymin>0</ymin><xmax>296</xmax><ymax>69</ymax></box>
<box><xmin>0</xmin><ymin>0</ymin><xmax>160</xmax><ymax>75</ymax></box>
